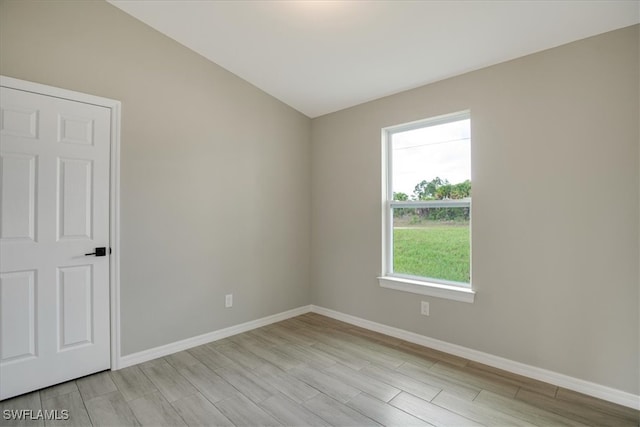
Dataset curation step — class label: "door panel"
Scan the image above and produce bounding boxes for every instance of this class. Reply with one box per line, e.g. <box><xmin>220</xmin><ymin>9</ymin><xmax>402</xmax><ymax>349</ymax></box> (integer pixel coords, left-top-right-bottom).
<box><xmin>0</xmin><ymin>270</ymin><xmax>36</xmax><ymax>362</ymax></box>
<box><xmin>58</xmin><ymin>265</ymin><xmax>93</xmax><ymax>349</ymax></box>
<box><xmin>0</xmin><ymin>153</ymin><xmax>36</xmax><ymax>241</ymax></box>
<box><xmin>58</xmin><ymin>114</ymin><xmax>94</xmax><ymax>146</ymax></box>
<box><xmin>58</xmin><ymin>158</ymin><xmax>93</xmax><ymax>240</ymax></box>
<box><xmin>0</xmin><ymin>105</ymin><xmax>38</xmax><ymax>139</ymax></box>
<box><xmin>0</xmin><ymin>86</ymin><xmax>111</xmax><ymax>400</ymax></box>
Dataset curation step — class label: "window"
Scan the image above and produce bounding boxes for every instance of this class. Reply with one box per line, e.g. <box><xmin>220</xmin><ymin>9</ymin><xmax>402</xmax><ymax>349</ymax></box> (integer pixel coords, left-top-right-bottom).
<box><xmin>379</xmin><ymin>111</ymin><xmax>475</xmax><ymax>303</ymax></box>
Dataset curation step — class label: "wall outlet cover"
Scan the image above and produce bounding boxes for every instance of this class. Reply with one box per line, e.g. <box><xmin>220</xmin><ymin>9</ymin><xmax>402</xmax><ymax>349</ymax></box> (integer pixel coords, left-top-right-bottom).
<box><xmin>421</xmin><ymin>301</ymin><xmax>430</xmax><ymax>316</ymax></box>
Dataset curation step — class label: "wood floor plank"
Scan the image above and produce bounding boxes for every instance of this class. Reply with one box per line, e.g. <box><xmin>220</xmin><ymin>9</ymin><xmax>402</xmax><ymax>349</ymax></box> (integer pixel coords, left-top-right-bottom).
<box><xmin>206</xmin><ymin>337</ymin><xmax>236</xmax><ymax>348</ymax></box>
<box><xmin>277</xmin><ymin>343</ymin><xmax>338</xmax><ymax>370</ymax></box>
<box><xmin>303</xmin><ymin>393</ymin><xmax>382</xmax><ymax>426</ymax></box>
<box><xmin>297</xmin><ymin>314</ymin><xmax>348</xmax><ymax>331</ymax></box>
<box><xmin>277</xmin><ymin>317</ymin><xmax>311</xmax><ymax>330</ymax></box>
<box><xmin>323</xmin><ymin>363</ymin><xmax>402</xmax><ymax>402</ymax></box>
<box><xmin>331</xmin><ymin>337</ymin><xmax>405</xmax><ymax>369</ymax></box>
<box><xmin>396</xmin><ymin>361</ymin><xmax>481</xmax><ymax>401</ymax></box>
<box><xmin>324</xmin><ymin>328</ymin><xmax>398</xmax><ymax>349</ymax></box>
<box><xmin>345</xmin><ymin>392</ymin><xmax>432</xmax><ymax>426</ymax></box>
<box><xmin>359</xmin><ymin>364</ymin><xmax>441</xmax><ymax>402</ymax></box>
<box><xmin>466</xmin><ymin>361</ymin><xmax>558</xmax><ymax>397</ymax></box>
<box><xmin>139</xmin><ymin>359</ymin><xmax>198</xmax><ymax>403</ymax></box>
<box><xmin>289</xmin><ymin>364</ymin><xmax>361</xmax><ymax>403</ymax></box>
<box><xmin>253</xmin><ymin>363</ymin><xmax>320</xmax><ymax>403</ymax></box>
<box><xmin>304</xmin><ymin>328</ymin><xmax>359</xmax><ymax>347</ymax></box>
<box><xmin>41</xmin><ymin>390</ymin><xmax>91</xmax><ymax>427</ymax></box>
<box><xmin>397</xmin><ymin>342</ymin><xmax>470</xmax><ymax>367</ymax></box>
<box><xmin>429</xmin><ymin>361</ymin><xmax>519</xmax><ymax>398</ymax></box>
<box><xmin>128</xmin><ymin>391</ymin><xmax>187</xmax><ymax>426</ymax></box>
<box><xmin>138</xmin><ymin>357</ymin><xmax>165</xmax><ymax>369</ymax></box>
<box><xmin>389</xmin><ymin>391</ymin><xmax>483</xmax><ymax>427</ymax></box>
<box><xmin>328</xmin><ymin>328</ymin><xmax>400</xmax><ymax>350</ymax></box>
<box><xmin>241</xmin><ymin>341</ymin><xmax>305</xmax><ymax>371</ymax></box>
<box><xmin>345</xmin><ymin>327</ymin><xmax>409</xmax><ymax>348</ymax></box>
<box><xmin>515</xmin><ymin>388</ymin><xmax>639</xmax><ymax>427</ymax></box>
<box><xmin>215</xmin><ymin>342</ymin><xmax>267</xmax><ymax>370</ymax></box>
<box><xmin>308</xmin><ymin>328</ymin><xmax>385</xmax><ymax>348</ymax></box>
<box><xmin>249</xmin><ymin>327</ymin><xmax>291</xmax><ymax>347</ymax></box>
<box><xmin>385</xmin><ymin>347</ymin><xmax>439</xmax><ymax>370</ymax></box>
<box><xmin>228</xmin><ymin>331</ymin><xmax>275</xmax><ymax>349</ymax></box>
<box><xmin>268</xmin><ymin>325</ymin><xmax>318</xmax><ymax>345</ymax></box>
<box><xmin>554</xmin><ymin>388</ymin><xmax>639</xmax><ymax>423</ymax></box>
<box><xmin>214</xmin><ymin>394</ymin><xmax>282</xmax><ymax>427</ymax></box>
<box><xmin>164</xmin><ymin>350</ymin><xmax>201</xmax><ymax>371</ymax></box>
<box><xmin>294</xmin><ymin>325</ymin><xmax>335</xmax><ymax>343</ymax></box>
<box><xmin>259</xmin><ymin>394</ymin><xmax>330</xmax><ymax>427</ymax></box>
<box><xmin>260</xmin><ymin>321</ymin><xmax>281</xmax><ymax>331</ymax></box>
<box><xmin>84</xmin><ymin>390</ymin><xmax>140</xmax><ymax>427</ymax></box>
<box><xmin>310</xmin><ymin>341</ymin><xmax>371</xmax><ymax>370</ymax></box>
<box><xmin>171</xmin><ymin>392</ymin><xmax>234</xmax><ymax>427</ymax></box>
<box><xmin>110</xmin><ymin>365</ymin><xmax>158</xmax><ymax>402</ymax></box>
<box><xmin>39</xmin><ymin>381</ymin><xmax>78</xmax><ymax>402</ymax></box>
<box><xmin>76</xmin><ymin>371</ymin><xmax>117</xmax><ymax>402</ymax></box>
<box><xmin>474</xmin><ymin>390</ymin><xmax>588</xmax><ymax>427</ymax></box>
<box><xmin>433</xmin><ymin>390</ymin><xmax>538</xmax><ymax>426</ymax></box>
<box><xmin>188</xmin><ymin>344</ymin><xmax>235</xmax><ymax>370</ymax></box>
<box><xmin>346</xmin><ymin>333</ymin><xmax>439</xmax><ymax>370</ymax></box>
<box><xmin>305</xmin><ymin>314</ymin><xmax>356</xmax><ymax>331</ymax></box>
<box><xmin>330</xmin><ymin>329</ymin><xmax>429</xmax><ymax>364</ymax></box>
<box><xmin>176</xmin><ymin>362</ymin><xmax>239</xmax><ymax>403</ymax></box>
<box><xmin>214</xmin><ymin>363</ymin><xmax>276</xmax><ymax>403</ymax></box>
<box><xmin>0</xmin><ymin>391</ymin><xmax>44</xmax><ymax>427</ymax></box>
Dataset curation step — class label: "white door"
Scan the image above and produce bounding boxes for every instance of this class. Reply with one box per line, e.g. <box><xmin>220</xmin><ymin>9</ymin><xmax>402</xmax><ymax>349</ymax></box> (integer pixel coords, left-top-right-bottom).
<box><xmin>0</xmin><ymin>86</ymin><xmax>111</xmax><ymax>400</ymax></box>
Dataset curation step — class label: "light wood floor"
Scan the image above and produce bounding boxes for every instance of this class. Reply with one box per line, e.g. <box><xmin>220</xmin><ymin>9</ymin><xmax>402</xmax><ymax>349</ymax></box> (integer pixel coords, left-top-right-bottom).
<box><xmin>1</xmin><ymin>313</ymin><xmax>638</xmax><ymax>426</ymax></box>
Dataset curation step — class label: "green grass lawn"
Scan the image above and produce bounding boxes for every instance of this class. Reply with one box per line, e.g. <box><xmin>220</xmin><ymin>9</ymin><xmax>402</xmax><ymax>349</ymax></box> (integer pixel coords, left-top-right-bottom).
<box><xmin>393</xmin><ymin>224</ymin><xmax>470</xmax><ymax>283</ymax></box>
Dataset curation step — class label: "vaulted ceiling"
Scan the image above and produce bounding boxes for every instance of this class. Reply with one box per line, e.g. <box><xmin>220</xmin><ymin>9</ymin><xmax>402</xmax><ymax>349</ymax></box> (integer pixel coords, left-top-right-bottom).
<box><xmin>109</xmin><ymin>1</ymin><xmax>639</xmax><ymax>118</ymax></box>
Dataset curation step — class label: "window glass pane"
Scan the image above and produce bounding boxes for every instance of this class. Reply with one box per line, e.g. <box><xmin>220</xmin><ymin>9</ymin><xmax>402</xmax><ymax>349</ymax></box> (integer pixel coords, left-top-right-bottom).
<box><xmin>391</xmin><ymin>119</ymin><xmax>470</xmax><ymax>199</ymax></box>
<box><xmin>393</xmin><ymin>207</ymin><xmax>470</xmax><ymax>284</ymax></box>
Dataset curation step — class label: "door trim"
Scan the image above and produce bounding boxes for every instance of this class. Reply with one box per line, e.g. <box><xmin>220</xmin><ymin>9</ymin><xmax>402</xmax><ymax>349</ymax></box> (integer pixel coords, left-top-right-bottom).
<box><xmin>0</xmin><ymin>75</ymin><xmax>122</xmax><ymax>370</ymax></box>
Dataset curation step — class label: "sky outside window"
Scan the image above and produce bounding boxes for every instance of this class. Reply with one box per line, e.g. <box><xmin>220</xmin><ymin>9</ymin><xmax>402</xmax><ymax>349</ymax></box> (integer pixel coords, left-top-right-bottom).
<box><xmin>392</xmin><ymin>119</ymin><xmax>470</xmax><ymax>196</ymax></box>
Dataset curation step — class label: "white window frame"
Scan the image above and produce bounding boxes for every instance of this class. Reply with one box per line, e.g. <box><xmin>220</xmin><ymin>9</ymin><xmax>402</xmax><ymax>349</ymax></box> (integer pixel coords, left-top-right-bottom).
<box><xmin>378</xmin><ymin>111</ymin><xmax>475</xmax><ymax>303</ymax></box>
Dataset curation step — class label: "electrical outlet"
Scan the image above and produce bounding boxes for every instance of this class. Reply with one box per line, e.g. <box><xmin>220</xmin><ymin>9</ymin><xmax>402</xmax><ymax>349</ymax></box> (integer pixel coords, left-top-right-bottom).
<box><xmin>225</xmin><ymin>294</ymin><xmax>233</xmax><ymax>308</ymax></box>
<box><xmin>421</xmin><ymin>301</ymin><xmax>430</xmax><ymax>316</ymax></box>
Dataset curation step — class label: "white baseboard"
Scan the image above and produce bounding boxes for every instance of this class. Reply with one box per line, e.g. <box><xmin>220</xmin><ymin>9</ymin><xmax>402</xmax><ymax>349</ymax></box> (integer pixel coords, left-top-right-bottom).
<box><xmin>117</xmin><ymin>305</ymin><xmax>312</xmax><ymax>369</ymax></box>
<box><xmin>310</xmin><ymin>305</ymin><xmax>640</xmax><ymax>410</ymax></box>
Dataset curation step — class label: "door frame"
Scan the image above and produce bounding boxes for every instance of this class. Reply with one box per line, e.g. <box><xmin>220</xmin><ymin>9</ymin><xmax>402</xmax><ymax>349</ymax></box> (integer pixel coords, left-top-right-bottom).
<box><xmin>1</xmin><ymin>75</ymin><xmax>122</xmax><ymax>370</ymax></box>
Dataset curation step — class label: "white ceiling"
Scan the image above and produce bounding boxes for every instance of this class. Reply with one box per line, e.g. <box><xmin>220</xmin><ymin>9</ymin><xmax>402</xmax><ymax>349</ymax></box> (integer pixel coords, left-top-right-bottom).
<box><xmin>109</xmin><ymin>0</ymin><xmax>639</xmax><ymax>118</ymax></box>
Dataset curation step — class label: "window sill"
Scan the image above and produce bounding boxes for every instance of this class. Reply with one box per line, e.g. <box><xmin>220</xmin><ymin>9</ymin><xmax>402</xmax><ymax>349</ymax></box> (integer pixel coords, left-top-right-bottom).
<box><xmin>378</xmin><ymin>276</ymin><xmax>475</xmax><ymax>303</ymax></box>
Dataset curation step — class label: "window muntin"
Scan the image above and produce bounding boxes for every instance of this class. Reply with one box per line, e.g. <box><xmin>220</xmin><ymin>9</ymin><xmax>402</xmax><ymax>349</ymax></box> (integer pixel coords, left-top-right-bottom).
<box><xmin>384</xmin><ymin>111</ymin><xmax>471</xmax><ymax>287</ymax></box>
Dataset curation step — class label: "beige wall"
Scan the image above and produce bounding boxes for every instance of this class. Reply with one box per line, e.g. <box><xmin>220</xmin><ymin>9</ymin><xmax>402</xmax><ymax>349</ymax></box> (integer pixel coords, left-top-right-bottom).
<box><xmin>0</xmin><ymin>0</ymin><xmax>311</xmax><ymax>355</ymax></box>
<box><xmin>311</xmin><ymin>25</ymin><xmax>639</xmax><ymax>394</ymax></box>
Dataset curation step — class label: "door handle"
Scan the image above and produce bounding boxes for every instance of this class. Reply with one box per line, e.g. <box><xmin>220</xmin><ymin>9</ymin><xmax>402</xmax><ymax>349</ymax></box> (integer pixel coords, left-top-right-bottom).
<box><xmin>85</xmin><ymin>247</ymin><xmax>107</xmax><ymax>257</ymax></box>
